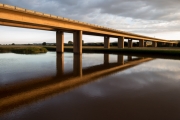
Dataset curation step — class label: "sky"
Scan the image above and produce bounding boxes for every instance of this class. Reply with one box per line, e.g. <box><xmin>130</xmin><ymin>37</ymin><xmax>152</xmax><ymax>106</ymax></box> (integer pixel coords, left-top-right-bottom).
<box><xmin>0</xmin><ymin>0</ymin><xmax>180</xmax><ymax>44</ymax></box>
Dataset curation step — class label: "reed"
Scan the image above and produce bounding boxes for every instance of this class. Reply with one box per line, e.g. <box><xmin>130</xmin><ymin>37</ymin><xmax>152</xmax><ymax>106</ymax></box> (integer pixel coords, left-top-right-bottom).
<box><xmin>44</xmin><ymin>46</ymin><xmax>180</xmax><ymax>56</ymax></box>
<box><xmin>0</xmin><ymin>46</ymin><xmax>47</xmax><ymax>54</ymax></box>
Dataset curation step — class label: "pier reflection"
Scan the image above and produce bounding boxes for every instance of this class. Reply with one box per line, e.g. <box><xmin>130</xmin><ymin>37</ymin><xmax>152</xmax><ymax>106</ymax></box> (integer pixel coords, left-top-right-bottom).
<box><xmin>128</xmin><ymin>55</ymin><xmax>133</xmax><ymax>61</ymax></box>
<box><xmin>0</xmin><ymin>53</ymin><xmax>153</xmax><ymax>115</ymax></box>
<box><xmin>104</xmin><ymin>54</ymin><xmax>109</xmax><ymax>64</ymax></box>
<box><xmin>118</xmin><ymin>55</ymin><xmax>124</xmax><ymax>65</ymax></box>
<box><xmin>56</xmin><ymin>53</ymin><xmax>64</xmax><ymax>76</ymax></box>
<box><xmin>73</xmin><ymin>54</ymin><xmax>82</xmax><ymax>77</ymax></box>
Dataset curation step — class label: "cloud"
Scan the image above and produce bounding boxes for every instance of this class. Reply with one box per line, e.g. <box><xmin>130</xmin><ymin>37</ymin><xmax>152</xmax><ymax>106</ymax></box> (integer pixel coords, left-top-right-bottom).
<box><xmin>95</xmin><ymin>0</ymin><xmax>180</xmax><ymax>21</ymax></box>
<box><xmin>1</xmin><ymin>0</ymin><xmax>180</xmax><ymax>40</ymax></box>
<box><xmin>2</xmin><ymin>0</ymin><xmax>180</xmax><ymax>21</ymax></box>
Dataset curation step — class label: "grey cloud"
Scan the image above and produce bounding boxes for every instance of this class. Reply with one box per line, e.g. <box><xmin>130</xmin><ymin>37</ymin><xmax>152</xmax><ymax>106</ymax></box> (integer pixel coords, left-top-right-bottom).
<box><xmin>1</xmin><ymin>0</ymin><xmax>180</xmax><ymax>35</ymax></box>
<box><xmin>1</xmin><ymin>0</ymin><xmax>180</xmax><ymax>21</ymax></box>
<box><xmin>96</xmin><ymin>0</ymin><xmax>180</xmax><ymax>21</ymax></box>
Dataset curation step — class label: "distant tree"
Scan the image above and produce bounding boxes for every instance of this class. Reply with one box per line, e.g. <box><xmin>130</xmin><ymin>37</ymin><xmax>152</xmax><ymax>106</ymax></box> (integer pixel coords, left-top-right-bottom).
<box><xmin>42</xmin><ymin>42</ymin><xmax>46</xmax><ymax>46</ymax></box>
<box><xmin>68</xmin><ymin>41</ymin><xmax>73</xmax><ymax>44</ymax></box>
<box><xmin>133</xmin><ymin>42</ymin><xmax>138</xmax><ymax>47</ymax></box>
<box><xmin>111</xmin><ymin>42</ymin><xmax>118</xmax><ymax>46</ymax></box>
<box><xmin>177</xmin><ymin>41</ymin><xmax>180</xmax><ymax>47</ymax></box>
<box><xmin>82</xmin><ymin>40</ymin><xmax>84</xmax><ymax>45</ymax></box>
<box><xmin>124</xmin><ymin>42</ymin><xmax>128</xmax><ymax>47</ymax></box>
<box><xmin>12</xmin><ymin>43</ymin><xmax>15</xmax><ymax>45</ymax></box>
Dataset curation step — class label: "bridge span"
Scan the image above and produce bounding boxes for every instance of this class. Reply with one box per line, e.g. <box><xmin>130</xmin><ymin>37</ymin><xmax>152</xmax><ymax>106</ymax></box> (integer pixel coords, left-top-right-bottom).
<box><xmin>0</xmin><ymin>3</ymin><xmax>178</xmax><ymax>54</ymax></box>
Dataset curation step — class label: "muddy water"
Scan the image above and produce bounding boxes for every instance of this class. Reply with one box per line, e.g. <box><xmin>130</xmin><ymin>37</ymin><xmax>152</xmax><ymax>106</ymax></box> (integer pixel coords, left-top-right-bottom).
<box><xmin>0</xmin><ymin>52</ymin><xmax>180</xmax><ymax>120</ymax></box>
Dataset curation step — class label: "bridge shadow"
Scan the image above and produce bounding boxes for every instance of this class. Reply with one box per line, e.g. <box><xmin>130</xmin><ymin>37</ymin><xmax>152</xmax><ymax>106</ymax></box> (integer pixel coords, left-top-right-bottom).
<box><xmin>0</xmin><ymin>53</ymin><xmax>153</xmax><ymax>115</ymax></box>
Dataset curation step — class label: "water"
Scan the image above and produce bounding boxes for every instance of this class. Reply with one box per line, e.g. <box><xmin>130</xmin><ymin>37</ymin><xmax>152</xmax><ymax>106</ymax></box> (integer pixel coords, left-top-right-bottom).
<box><xmin>0</xmin><ymin>52</ymin><xmax>180</xmax><ymax>120</ymax></box>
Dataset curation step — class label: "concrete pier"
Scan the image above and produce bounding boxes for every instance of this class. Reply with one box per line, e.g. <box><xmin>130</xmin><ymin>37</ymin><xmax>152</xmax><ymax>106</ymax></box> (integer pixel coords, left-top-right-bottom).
<box><xmin>128</xmin><ymin>39</ymin><xmax>133</xmax><ymax>48</ymax></box>
<box><xmin>168</xmin><ymin>43</ymin><xmax>173</xmax><ymax>47</ymax></box>
<box><xmin>144</xmin><ymin>42</ymin><xmax>147</xmax><ymax>47</ymax></box>
<box><xmin>152</xmin><ymin>41</ymin><xmax>157</xmax><ymax>47</ymax></box>
<box><xmin>162</xmin><ymin>42</ymin><xmax>166</xmax><ymax>46</ymax></box>
<box><xmin>139</xmin><ymin>40</ymin><xmax>144</xmax><ymax>47</ymax></box>
<box><xmin>73</xmin><ymin>30</ymin><xmax>82</xmax><ymax>54</ymax></box>
<box><xmin>104</xmin><ymin>36</ymin><xmax>110</xmax><ymax>48</ymax></box>
<box><xmin>56</xmin><ymin>31</ymin><xmax>64</xmax><ymax>53</ymax></box>
<box><xmin>118</xmin><ymin>36</ymin><xmax>124</xmax><ymax>48</ymax></box>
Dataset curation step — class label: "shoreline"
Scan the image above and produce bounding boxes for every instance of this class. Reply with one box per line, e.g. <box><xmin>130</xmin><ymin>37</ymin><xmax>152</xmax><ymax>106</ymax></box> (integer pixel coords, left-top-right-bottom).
<box><xmin>0</xmin><ymin>46</ymin><xmax>47</xmax><ymax>54</ymax></box>
<box><xmin>44</xmin><ymin>46</ymin><xmax>180</xmax><ymax>57</ymax></box>
<box><xmin>1</xmin><ymin>45</ymin><xmax>180</xmax><ymax>59</ymax></box>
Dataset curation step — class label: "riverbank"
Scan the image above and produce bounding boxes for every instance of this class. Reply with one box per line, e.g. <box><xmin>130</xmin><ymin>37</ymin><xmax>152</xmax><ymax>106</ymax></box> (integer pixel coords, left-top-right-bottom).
<box><xmin>44</xmin><ymin>46</ymin><xmax>180</xmax><ymax>57</ymax></box>
<box><xmin>1</xmin><ymin>45</ymin><xmax>180</xmax><ymax>57</ymax></box>
<box><xmin>0</xmin><ymin>46</ymin><xmax>47</xmax><ymax>54</ymax></box>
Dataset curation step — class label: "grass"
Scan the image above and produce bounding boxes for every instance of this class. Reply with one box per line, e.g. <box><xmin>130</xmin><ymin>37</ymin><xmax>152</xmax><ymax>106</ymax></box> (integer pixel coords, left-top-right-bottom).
<box><xmin>44</xmin><ymin>46</ymin><xmax>180</xmax><ymax>56</ymax></box>
<box><xmin>1</xmin><ymin>45</ymin><xmax>180</xmax><ymax>57</ymax></box>
<box><xmin>0</xmin><ymin>45</ymin><xmax>47</xmax><ymax>54</ymax></box>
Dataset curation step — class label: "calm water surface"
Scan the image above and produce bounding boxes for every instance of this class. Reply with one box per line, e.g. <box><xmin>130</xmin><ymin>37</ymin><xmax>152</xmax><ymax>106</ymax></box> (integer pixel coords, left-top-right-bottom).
<box><xmin>0</xmin><ymin>52</ymin><xmax>180</xmax><ymax>120</ymax></box>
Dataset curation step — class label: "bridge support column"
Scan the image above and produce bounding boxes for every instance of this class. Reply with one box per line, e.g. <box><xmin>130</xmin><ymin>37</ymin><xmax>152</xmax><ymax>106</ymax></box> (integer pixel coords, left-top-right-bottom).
<box><xmin>104</xmin><ymin>54</ymin><xmax>109</xmax><ymax>64</ymax></box>
<box><xmin>144</xmin><ymin>42</ymin><xmax>147</xmax><ymax>47</ymax></box>
<box><xmin>104</xmin><ymin>36</ymin><xmax>110</xmax><ymax>48</ymax></box>
<box><xmin>162</xmin><ymin>42</ymin><xmax>166</xmax><ymax>46</ymax></box>
<box><xmin>168</xmin><ymin>43</ymin><xmax>173</xmax><ymax>47</ymax></box>
<box><xmin>128</xmin><ymin>39</ymin><xmax>133</xmax><ymax>48</ymax></box>
<box><xmin>139</xmin><ymin>40</ymin><xmax>144</xmax><ymax>47</ymax></box>
<box><xmin>73</xmin><ymin>30</ymin><xmax>82</xmax><ymax>54</ymax></box>
<box><xmin>73</xmin><ymin>54</ymin><xmax>82</xmax><ymax>77</ymax></box>
<box><xmin>118</xmin><ymin>36</ymin><xmax>124</xmax><ymax>48</ymax></box>
<box><xmin>152</xmin><ymin>41</ymin><xmax>157</xmax><ymax>47</ymax></box>
<box><xmin>118</xmin><ymin>55</ymin><xmax>124</xmax><ymax>65</ymax></box>
<box><xmin>56</xmin><ymin>53</ymin><xmax>64</xmax><ymax>76</ymax></box>
<box><xmin>56</xmin><ymin>31</ymin><xmax>64</xmax><ymax>53</ymax></box>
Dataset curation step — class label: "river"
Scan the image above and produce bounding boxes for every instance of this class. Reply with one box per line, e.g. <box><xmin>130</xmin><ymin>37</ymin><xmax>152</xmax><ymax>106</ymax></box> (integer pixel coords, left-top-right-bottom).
<box><xmin>0</xmin><ymin>52</ymin><xmax>180</xmax><ymax>120</ymax></box>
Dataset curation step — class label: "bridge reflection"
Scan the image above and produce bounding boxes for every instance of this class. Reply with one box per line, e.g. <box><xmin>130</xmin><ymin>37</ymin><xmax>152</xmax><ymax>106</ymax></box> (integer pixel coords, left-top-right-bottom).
<box><xmin>0</xmin><ymin>53</ymin><xmax>153</xmax><ymax>114</ymax></box>
<box><xmin>57</xmin><ymin>53</ymin><xmax>142</xmax><ymax>78</ymax></box>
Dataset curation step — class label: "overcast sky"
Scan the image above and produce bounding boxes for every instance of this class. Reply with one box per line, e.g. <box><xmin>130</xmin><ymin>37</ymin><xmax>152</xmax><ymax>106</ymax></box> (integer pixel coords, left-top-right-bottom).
<box><xmin>0</xmin><ymin>0</ymin><xmax>180</xmax><ymax>44</ymax></box>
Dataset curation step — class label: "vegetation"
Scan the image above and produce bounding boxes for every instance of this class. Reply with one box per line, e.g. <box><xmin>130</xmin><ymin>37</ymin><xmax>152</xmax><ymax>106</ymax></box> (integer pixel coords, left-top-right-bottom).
<box><xmin>68</xmin><ymin>41</ymin><xmax>73</xmax><ymax>45</ymax></box>
<box><xmin>0</xmin><ymin>46</ymin><xmax>47</xmax><ymax>54</ymax></box>
<box><xmin>177</xmin><ymin>41</ymin><xmax>180</xmax><ymax>47</ymax></box>
<box><xmin>1</xmin><ymin>41</ymin><xmax>180</xmax><ymax>56</ymax></box>
<box><xmin>42</xmin><ymin>42</ymin><xmax>46</xmax><ymax>46</ymax></box>
<box><xmin>44</xmin><ymin>46</ymin><xmax>180</xmax><ymax>57</ymax></box>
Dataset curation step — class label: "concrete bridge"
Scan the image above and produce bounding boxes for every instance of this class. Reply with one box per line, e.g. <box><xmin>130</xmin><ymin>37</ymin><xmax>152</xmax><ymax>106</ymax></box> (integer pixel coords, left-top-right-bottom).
<box><xmin>0</xmin><ymin>3</ymin><xmax>178</xmax><ymax>54</ymax></box>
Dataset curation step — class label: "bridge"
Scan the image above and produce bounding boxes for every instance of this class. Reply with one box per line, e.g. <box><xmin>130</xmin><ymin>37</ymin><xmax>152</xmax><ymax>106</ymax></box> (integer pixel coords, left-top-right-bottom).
<box><xmin>0</xmin><ymin>3</ymin><xmax>178</xmax><ymax>54</ymax></box>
